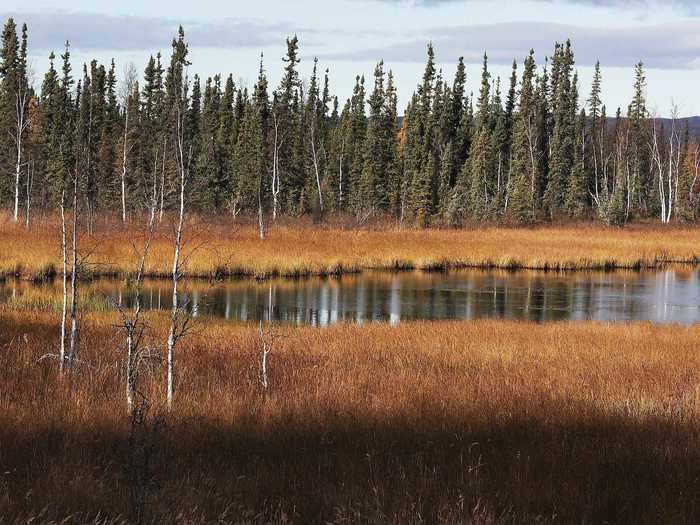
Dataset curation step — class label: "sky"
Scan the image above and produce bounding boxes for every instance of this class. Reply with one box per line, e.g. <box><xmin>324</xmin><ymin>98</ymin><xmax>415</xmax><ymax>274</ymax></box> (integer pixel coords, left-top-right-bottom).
<box><xmin>1</xmin><ymin>0</ymin><xmax>699</xmax><ymax>117</ymax></box>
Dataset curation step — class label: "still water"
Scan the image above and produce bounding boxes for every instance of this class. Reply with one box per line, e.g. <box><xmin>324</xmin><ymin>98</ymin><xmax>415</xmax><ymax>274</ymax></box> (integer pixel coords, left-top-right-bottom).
<box><xmin>0</xmin><ymin>269</ymin><xmax>700</xmax><ymax>326</ymax></box>
<box><xmin>2</xmin><ymin>269</ymin><xmax>700</xmax><ymax>326</ymax></box>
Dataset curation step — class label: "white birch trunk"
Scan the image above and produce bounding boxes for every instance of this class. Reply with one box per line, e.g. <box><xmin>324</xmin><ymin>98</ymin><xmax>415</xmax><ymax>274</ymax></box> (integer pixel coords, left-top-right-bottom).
<box><xmin>68</xmin><ymin>173</ymin><xmax>79</xmax><ymax>366</ymax></box>
<box><xmin>121</xmin><ymin>104</ymin><xmax>129</xmax><ymax>223</ymax></box>
<box><xmin>166</xmin><ymin>101</ymin><xmax>188</xmax><ymax>411</ymax></box>
<box><xmin>59</xmin><ymin>192</ymin><xmax>68</xmax><ymax>373</ymax></box>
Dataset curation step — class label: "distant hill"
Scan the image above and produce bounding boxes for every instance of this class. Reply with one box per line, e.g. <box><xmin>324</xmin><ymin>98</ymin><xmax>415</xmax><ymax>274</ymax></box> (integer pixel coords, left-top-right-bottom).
<box><xmin>606</xmin><ymin>116</ymin><xmax>700</xmax><ymax>139</ymax></box>
<box><xmin>396</xmin><ymin>116</ymin><xmax>700</xmax><ymax>137</ymax></box>
<box><xmin>660</xmin><ymin>116</ymin><xmax>700</xmax><ymax>137</ymax></box>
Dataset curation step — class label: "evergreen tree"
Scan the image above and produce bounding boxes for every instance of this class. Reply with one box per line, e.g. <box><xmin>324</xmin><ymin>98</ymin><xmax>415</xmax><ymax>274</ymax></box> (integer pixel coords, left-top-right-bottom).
<box><xmin>383</xmin><ymin>71</ymin><xmax>401</xmax><ymax>217</ymax></box>
<box><xmin>162</xmin><ymin>26</ymin><xmax>191</xmax><ymax>212</ymax></box>
<box><xmin>587</xmin><ymin>61</ymin><xmax>605</xmax><ymax>206</ymax></box>
<box><xmin>273</xmin><ymin>35</ymin><xmax>301</xmax><ymax>213</ymax></box>
<box><xmin>565</xmin><ymin>109</ymin><xmax>588</xmax><ymax>217</ymax></box>
<box><xmin>506</xmin><ymin>51</ymin><xmax>539</xmax><ymax>222</ymax></box>
<box><xmin>407</xmin><ymin>43</ymin><xmax>437</xmax><ymax>226</ymax></box>
<box><xmin>140</xmin><ymin>52</ymin><xmax>165</xmax><ymax>211</ymax></box>
<box><xmin>606</xmin><ymin>108</ymin><xmax>628</xmax><ymax>226</ymax></box>
<box><xmin>675</xmin><ymin>123</ymin><xmax>695</xmax><ymax>222</ymax></box>
<box><xmin>0</xmin><ymin>18</ymin><xmax>694</xmax><ymax>227</ymax></box>
<box><xmin>628</xmin><ymin>61</ymin><xmax>650</xmax><ymax>216</ymax></box>
<box><xmin>0</xmin><ymin>18</ymin><xmax>21</xmax><ymax>204</ymax></box>
<box><xmin>358</xmin><ymin>61</ymin><xmax>387</xmax><ymax>213</ymax></box>
<box><xmin>37</xmin><ymin>50</ymin><xmax>62</xmax><ymax>205</ymax></box>
<box><xmin>345</xmin><ymin>75</ymin><xmax>367</xmax><ymax>211</ymax></box>
<box><xmin>467</xmin><ymin>54</ymin><xmax>496</xmax><ymax>220</ymax></box>
<box><xmin>543</xmin><ymin>41</ymin><xmax>575</xmax><ymax>219</ymax></box>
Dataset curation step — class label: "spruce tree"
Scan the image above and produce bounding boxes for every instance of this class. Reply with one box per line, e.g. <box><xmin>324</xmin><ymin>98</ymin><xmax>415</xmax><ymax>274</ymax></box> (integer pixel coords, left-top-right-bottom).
<box><xmin>0</xmin><ymin>18</ymin><xmax>20</xmax><ymax>204</ymax></box>
<box><xmin>628</xmin><ymin>61</ymin><xmax>650</xmax><ymax>217</ymax></box>
<box><xmin>383</xmin><ymin>71</ymin><xmax>401</xmax><ymax>217</ymax></box>
<box><xmin>675</xmin><ymin>123</ymin><xmax>695</xmax><ymax>222</ymax></box>
<box><xmin>407</xmin><ymin>44</ymin><xmax>437</xmax><ymax>226</ymax></box>
<box><xmin>162</xmin><ymin>26</ymin><xmax>191</xmax><ymax>212</ymax></box>
<box><xmin>606</xmin><ymin>108</ymin><xmax>628</xmax><ymax>226</ymax></box>
<box><xmin>38</xmin><ymin>50</ymin><xmax>63</xmax><ymax>206</ymax></box>
<box><xmin>588</xmin><ymin>61</ymin><xmax>605</xmax><ymax>206</ymax></box>
<box><xmin>467</xmin><ymin>54</ymin><xmax>496</xmax><ymax>220</ymax></box>
<box><xmin>346</xmin><ymin>75</ymin><xmax>366</xmax><ymax>211</ymax></box>
<box><xmin>358</xmin><ymin>61</ymin><xmax>388</xmax><ymax>213</ymax></box>
<box><xmin>565</xmin><ymin>109</ymin><xmax>588</xmax><ymax>218</ymax></box>
<box><xmin>543</xmin><ymin>41</ymin><xmax>575</xmax><ymax>219</ymax></box>
<box><xmin>506</xmin><ymin>51</ymin><xmax>539</xmax><ymax>223</ymax></box>
<box><xmin>273</xmin><ymin>35</ymin><xmax>301</xmax><ymax>213</ymax></box>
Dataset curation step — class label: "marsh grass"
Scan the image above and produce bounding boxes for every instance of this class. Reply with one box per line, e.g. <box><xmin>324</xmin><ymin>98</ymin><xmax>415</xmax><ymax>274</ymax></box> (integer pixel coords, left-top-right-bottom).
<box><xmin>2</xmin><ymin>211</ymin><xmax>699</xmax><ymax>280</ymax></box>
<box><xmin>1</xmin><ymin>308</ymin><xmax>699</xmax><ymax>523</ymax></box>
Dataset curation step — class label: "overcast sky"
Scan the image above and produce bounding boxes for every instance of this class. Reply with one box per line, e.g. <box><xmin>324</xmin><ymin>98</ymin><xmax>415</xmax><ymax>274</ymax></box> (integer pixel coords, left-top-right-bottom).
<box><xmin>2</xmin><ymin>0</ymin><xmax>699</xmax><ymax>116</ymax></box>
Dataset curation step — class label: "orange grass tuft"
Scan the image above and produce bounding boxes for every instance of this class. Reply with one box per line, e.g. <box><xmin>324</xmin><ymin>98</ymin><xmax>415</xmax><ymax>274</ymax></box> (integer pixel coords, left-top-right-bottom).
<box><xmin>1</xmin><ymin>308</ymin><xmax>699</xmax><ymax>522</ymax></box>
<box><xmin>1</xmin><ymin>212</ymin><xmax>699</xmax><ymax>280</ymax></box>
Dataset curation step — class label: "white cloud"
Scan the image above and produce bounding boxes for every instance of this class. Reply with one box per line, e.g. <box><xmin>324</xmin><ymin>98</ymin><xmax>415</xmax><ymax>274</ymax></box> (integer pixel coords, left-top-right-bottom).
<box><xmin>322</xmin><ymin>20</ymin><xmax>700</xmax><ymax>69</ymax></box>
<box><xmin>0</xmin><ymin>10</ymin><xmax>300</xmax><ymax>52</ymax></box>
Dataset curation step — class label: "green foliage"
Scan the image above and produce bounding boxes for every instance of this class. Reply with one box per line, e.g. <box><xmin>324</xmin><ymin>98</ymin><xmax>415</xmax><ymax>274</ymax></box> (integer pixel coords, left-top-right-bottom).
<box><xmin>0</xmin><ymin>20</ymin><xmax>693</xmax><ymax>227</ymax></box>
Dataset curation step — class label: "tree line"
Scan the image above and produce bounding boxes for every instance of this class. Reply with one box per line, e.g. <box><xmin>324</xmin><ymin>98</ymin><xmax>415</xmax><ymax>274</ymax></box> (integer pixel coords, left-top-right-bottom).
<box><xmin>1</xmin><ymin>18</ymin><xmax>698</xmax><ymax>227</ymax></box>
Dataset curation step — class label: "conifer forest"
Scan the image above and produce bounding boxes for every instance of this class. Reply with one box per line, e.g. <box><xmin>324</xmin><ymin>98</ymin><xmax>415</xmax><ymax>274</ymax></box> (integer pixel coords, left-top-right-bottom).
<box><xmin>0</xmin><ymin>19</ymin><xmax>698</xmax><ymax>228</ymax></box>
<box><xmin>3</xmin><ymin>11</ymin><xmax>700</xmax><ymax>524</ymax></box>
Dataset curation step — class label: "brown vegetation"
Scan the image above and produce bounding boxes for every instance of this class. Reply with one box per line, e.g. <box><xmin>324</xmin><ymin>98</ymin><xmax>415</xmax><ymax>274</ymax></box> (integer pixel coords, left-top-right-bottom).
<box><xmin>1</xmin><ymin>308</ymin><xmax>699</xmax><ymax>523</ymax></box>
<box><xmin>1</xmin><ymin>212</ymin><xmax>700</xmax><ymax>281</ymax></box>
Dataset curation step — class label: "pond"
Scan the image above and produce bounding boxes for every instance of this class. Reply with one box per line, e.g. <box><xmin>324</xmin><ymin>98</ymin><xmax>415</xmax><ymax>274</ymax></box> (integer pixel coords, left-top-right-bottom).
<box><xmin>2</xmin><ymin>268</ymin><xmax>700</xmax><ymax>326</ymax></box>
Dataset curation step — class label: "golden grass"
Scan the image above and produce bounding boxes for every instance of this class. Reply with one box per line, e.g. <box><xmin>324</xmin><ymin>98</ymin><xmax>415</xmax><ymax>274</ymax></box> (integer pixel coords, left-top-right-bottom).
<box><xmin>2</xmin><ymin>212</ymin><xmax>699</xmax><ymax>279</ymax></box>
<box><xmin>2</xmin><ymin>308</ymin><xmax>700</xmax><ymax>522</ymax></box>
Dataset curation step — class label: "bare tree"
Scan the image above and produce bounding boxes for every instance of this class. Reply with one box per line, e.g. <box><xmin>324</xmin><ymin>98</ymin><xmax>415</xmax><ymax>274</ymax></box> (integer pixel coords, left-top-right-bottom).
<box><xmin>668</xmin><ymin>104</ymin><xmax>683</xmax><ymax>222</ymax></box>
<box><xmin>166</xmin><ymin>78</ymin><xmax>192</xmax><ymax>411</ymax></box>
<box><xmin>67</xmin><ymin>170</ymin><xmax>80</xmax><ymax>368</ymax></box>
<box><xmin>257</xmin><ymin>174</ymin><xmax>266</xmax><ymax>240</ymax></box>
<box><xmin>118</xmin><ymin>213</ymin><xmax>156</xmax><ymax>412</ymax></box>
<box><xmin>149</xmin><ymin>146</ymin><xmax>160</xmax><ymax>223</ymax></box>
<box><xmin>258</xmin><ymin>283</ymin><xmax>275</xmax><ymax>390</ymax></box>
<box><xmin>338</xmin><ymin>134</ymin><xmax>346</xmax><ymax>210</ymax></box>
<box><xmin>270</xmin><ymin>110</ymin><xmax>283</xmax><ymax>220</ymax></box>
<box><xmin>24</xmin><ymin>157</ymin><xmax>33</xmax><ymax>229</ymax></box>
<box><xmin>11</xmin><ymin>68</ymin><xmax>32</xmax><ymax>223</ymax></box>
<box><xmin>59</xmin><ymin>190</ymin><xmax>68</xmax><ymax>373</ymax></box>
<box><xmin>649</xmin><ymin>105</ymin><xmax>683</xmax><ymax>224</ymax></box>
<box><xmin>159</xmin><ymin>137</ymin><xmax>167</xmax><ymax>222</ymax></box>
<box><xmin>309</xmin><ymin>114</ymin><xmax>324</xmax><ymax>213</ymax></box>
<box><xmin>120</xmin><ymin>63</ymin><xmax>139</xmax><ymax>224</ymax></box>
<box><xmin>691</xmin><ymin>142</ymin><xmax>700</xmax><ymax>205</ymax></box>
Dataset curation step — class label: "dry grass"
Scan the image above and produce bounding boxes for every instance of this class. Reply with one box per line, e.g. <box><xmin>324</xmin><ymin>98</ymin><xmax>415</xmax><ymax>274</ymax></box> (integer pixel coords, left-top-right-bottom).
<box><xmin>1</xmin><ymin>308</ymin><xmax>700</xmax><ymax>523</ymax></box>
<box><xmin>2</xmin><ymin>212</ymin><xmax>699</xmax><ymax>280</ymax></box>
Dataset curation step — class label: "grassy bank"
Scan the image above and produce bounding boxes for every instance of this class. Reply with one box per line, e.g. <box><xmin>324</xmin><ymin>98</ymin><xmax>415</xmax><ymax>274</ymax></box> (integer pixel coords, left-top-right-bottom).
<box><xmin>2</xmin><ymin>212</ymin><xmax>700</xmax><ymax>280</ymax></box>
<box><xmin>1</xmin><ymin>309</ymin><xmax>699</xmax><ymax>522</ymax></box>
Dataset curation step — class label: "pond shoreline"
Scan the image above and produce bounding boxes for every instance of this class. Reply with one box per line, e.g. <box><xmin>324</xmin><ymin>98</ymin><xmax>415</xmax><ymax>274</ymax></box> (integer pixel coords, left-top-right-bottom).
<box><xmin>3</xmin><ymin>255</ymin><xmax>699</xmax><ymax>284</ymax></box>
<box><xmin>5</xmin><ymin>266</ymin><xmax>700</xmax><ymax>325</ymax></box>
<box><xmin>4</xmin><ymin>219</ymin><xmax>700</xmax><ymax>283</ymax></box>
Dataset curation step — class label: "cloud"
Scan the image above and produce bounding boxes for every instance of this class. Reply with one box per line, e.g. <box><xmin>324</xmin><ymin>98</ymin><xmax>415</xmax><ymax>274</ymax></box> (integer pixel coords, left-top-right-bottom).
<box><xmin>539</xmin><ymin>0</ymin><xmax>700</xmax><ymax>15</ymax></box>
<box><xmin>321</xmin><ymin>20</ymin><xmax>700</xmax><ymax>69</ymax></box>
<box><xmin>371</xmin><ymin>0</ymin><xmax>700</xmax><ymax>13</ymax></box>
<box><xmin>0</xmin><ymin>10</ymin><xmax>298</xmax><ymax>52</ymax></box>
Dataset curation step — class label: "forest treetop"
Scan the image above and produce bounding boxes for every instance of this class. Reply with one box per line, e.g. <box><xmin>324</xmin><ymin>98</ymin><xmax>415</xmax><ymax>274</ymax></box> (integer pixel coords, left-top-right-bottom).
<box><xmin>1</xmin><ymin>19</ymin><xmax>698</xmax><ymax>226</ymax></box>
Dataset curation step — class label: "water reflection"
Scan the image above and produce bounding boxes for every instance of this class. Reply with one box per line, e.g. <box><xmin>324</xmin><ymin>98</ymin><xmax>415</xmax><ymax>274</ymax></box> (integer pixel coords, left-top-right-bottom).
<box><xmin>2</xmin><ymin>269</ymin><xmax>700</xmax><ymax>326</ymax></box>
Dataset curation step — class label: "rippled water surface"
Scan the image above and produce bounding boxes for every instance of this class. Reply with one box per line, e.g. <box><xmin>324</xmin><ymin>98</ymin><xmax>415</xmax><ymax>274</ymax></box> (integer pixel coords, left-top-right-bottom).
<box><xmin>2</xmin><ymin>269</ymin><xmax>700</xmax><ymax>325</ymax></box>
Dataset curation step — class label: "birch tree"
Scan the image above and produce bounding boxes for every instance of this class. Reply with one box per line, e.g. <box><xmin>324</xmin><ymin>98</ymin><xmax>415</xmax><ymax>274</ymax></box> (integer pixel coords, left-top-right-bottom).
<box><xmin>119</xmin><ymin>63</ymin><xmax>138</xmax><ymax>223</ymax></box>
<box><xmin>67</xmin><ymin>168</ymin><xmax>79</xmax><ymax>368</ymax></box>
<box><xmin>59</xmin><ymin>190</ymin><xmax>68</xmax><ymax>373</ymax></box>
<box><xmin>270</xmin><ymin>110</ymin><xmax>283</xmax><ymax>220</ymax></box>
<box><xmin>118</xmin><ymin>213</ymin><xmax>156</xmax><ymax>412</ymax></box>
<box><xmin>165</xmin><ymin>27</ymin><xmax>191</xmax><ymax>410</ymax></box>
<box><xmin>258</xmin><ymin>283</ymin><xmax>275</xmax><ymax>390</ymax></box>
<box><xmin>24</xmin><ymin>156</ymin><xmax>33</xmax><ymax>228</ymax></box>
<box><xmin>8</xmin><ymin>24</ymin><xmax>30</xmax><ymax>223</ymax></box>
